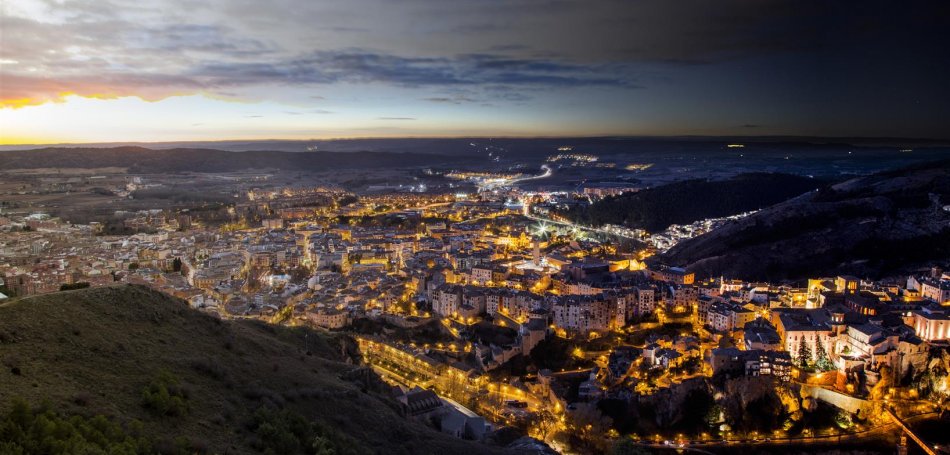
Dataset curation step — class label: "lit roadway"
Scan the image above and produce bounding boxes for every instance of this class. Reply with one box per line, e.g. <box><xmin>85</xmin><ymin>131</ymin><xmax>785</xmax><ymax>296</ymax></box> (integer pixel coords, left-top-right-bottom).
<box><xmin>374</xmin><ymin>201</ymin><xmax>453</xmax><ymax>215</ymax></box>
<box><xmin>510</xmin><ymin>164</ymin><xmax>552</xmax><ymax>185</ymax></box>
<box><xmin>629</xmin><ymin>409</ymin><xmax>940</xmax><ymax>452</ymax></box>
<box><xmin>478</xmin><ymin>164</ymin><xmax>552</xmax><ymax>191</ymax></box>
<box><xmin>364</xmin><ymin>353</ymin><xmax>549</xmax><ymax>419</ymax></box>
<box><xmin>368</xmin><ymin>363</ymin><xmax>433</xmax><ymax>389</ymax></box>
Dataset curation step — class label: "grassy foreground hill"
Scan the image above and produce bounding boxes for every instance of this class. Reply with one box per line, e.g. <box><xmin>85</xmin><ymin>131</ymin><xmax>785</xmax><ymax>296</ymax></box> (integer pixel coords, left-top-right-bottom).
<box><xmin>0</xmin><ymin>285</ymin><xmax>508</xmax><ymax>454</ymax></box>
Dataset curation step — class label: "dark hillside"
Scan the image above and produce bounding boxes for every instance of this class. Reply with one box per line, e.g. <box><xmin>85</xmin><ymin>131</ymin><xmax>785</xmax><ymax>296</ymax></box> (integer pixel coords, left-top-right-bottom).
<box><xmin>0</xmin><ymin>285</ymin><xmax>507</xmax><ymax>454</ymax></box>
<box><xmin>660</xmin><ymin>160</ymin><xmax>950</xmax><ymax>281</ymax></box>
<box><xmin>560</xmin><ymin>173</ymin><xmax>824</xmax><ymax>232</ymax></box>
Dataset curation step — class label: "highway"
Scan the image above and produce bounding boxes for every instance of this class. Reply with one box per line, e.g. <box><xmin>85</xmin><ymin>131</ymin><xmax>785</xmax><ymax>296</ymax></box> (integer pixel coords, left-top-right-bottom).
<box><xmin>509</xmin><ymin>164</ymin><xmax>552</xmax><ymax>184</ymax></box>
<box><xmin>478</xmin><ymin>164</ymin><xmax>552</xmax><ymax>191</ymax></box>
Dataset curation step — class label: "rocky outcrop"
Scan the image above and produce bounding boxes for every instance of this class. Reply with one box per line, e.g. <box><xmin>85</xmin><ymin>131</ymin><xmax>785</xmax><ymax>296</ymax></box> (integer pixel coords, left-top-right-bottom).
<box><xmin>638</xmin><ymin>377</ymin><xmax>712</xmax><ymax>427</ymax></box>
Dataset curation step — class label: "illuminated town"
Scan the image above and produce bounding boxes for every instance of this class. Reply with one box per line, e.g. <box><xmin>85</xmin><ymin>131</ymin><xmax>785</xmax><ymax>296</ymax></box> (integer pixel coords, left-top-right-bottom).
<box><xmin>2</xmin><ymin>152</ymin><xmax>949</xmax><ymax>454</ymax></box>
<box><xmin>2</xmin><ymin>1</ymin><xmax>949</xmax><ymax>454</ymax></box>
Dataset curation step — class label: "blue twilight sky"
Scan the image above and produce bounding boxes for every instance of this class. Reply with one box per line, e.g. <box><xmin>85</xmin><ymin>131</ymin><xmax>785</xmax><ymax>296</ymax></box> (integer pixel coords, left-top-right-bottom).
<box><xmin>1</xmin><ymin>0</ymin><xmax>948</xmax><ymax>144</ymax></box>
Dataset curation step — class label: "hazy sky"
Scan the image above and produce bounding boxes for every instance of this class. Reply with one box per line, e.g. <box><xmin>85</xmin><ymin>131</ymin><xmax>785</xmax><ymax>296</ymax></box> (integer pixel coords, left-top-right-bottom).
<box><xmin>1</xmin><ymin>0</ymin><xmax>948</xmax><ymax>143</ymax></box>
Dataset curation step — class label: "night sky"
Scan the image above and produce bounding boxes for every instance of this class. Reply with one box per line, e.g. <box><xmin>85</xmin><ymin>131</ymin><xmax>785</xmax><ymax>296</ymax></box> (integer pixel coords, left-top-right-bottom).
<box><xmin>1</xmin><ymin>0</ymin><xmax>948</xmax><ymax>143</ymax></box>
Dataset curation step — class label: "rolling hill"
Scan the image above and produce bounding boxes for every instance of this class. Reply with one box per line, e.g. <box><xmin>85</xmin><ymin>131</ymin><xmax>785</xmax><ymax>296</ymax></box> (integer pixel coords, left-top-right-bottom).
<box><xmin>0</xmin><ymin>147</ymin><xmax>465</xmax><ymax>173</ymax></box>
<box><xmin>0</xmin><ymin>285</ymin><xmax>510</xmax><ymax>454</ymax></box>
<box><xmin>659</xmin><ymin>160</ymin><xmax>950</xmax><ymax>281</ymax></box>
<box><xmin>560</xmin><ymin>173</ymin><xmax>825</xmax><ymax>232</ymax></box>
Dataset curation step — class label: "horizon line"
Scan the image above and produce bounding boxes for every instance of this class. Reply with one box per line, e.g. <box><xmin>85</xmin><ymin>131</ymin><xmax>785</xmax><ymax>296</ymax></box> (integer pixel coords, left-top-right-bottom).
<box><xmin>2</xmin><ymin>133</ymin><xmax>949</xmax><ymax>150</ymax></box>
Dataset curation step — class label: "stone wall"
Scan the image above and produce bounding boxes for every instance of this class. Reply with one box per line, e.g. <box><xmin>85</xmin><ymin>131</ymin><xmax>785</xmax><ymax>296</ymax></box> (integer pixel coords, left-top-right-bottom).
<box><xmin>800</xmin><ymin>383</ymin><xmax>871</xmax><ymax>415</ymax></box>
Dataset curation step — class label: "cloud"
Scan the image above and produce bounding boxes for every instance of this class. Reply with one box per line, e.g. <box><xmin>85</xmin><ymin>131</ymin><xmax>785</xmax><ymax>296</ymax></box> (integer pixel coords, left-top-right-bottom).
<box><xmin>0</xmin><ymin>47</ymin><xmax>638</xmax><ymax>107</ymax></box>
<box><xmin>2</xmin><ymin>0</ymin><xmax>948</xmax><ymax>142</ymax></box>
<box><xmin>2</xmin><ymin>0</ymin><xmax>659</xmax><ymax>108</ymax></box>
<box><xmin>188</xmin><ymin>50</ymin><xmax>638</xmax><ymax>89</ymax></box>
<box><xmin>424</xmin><ymin>96</ymin><xmax>473</xmax><ymax>104</ymax></box>
<box><xmin>423</xmin><ymin>87</ymin><xmax>531</xmax><ymax>105</ymax></box>
<box><xmin>0</xmin><ymin>72</ymin><xmax>205</xmax><ymax>107</ymax></box>
<box><xmin>378</xmin><ymin>117</ymin><xmax>416</xmax><ymax>120</ymax></box>
<box><xmin>487</xmin><ymin>44</ymin><xmax>530</xmax><ymax>53</ymax></box>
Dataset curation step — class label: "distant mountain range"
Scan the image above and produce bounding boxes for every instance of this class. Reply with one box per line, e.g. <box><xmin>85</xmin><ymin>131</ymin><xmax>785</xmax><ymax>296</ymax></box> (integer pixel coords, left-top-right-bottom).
<box><xmin>0</xmin><ymin>146</ymin><xmax>467</xmax><ymax>172</ymax></box>
<box><xmin>0</xmin><ymin>285</ymin><xmax>510</xmax><ymax>454</ymax></box>
<box><xmin>2</xmin><ymin>136</ymin><xmax>949</xmax><ymax>153</ymax></box>
<box><xmin>659</xmin><ymin>159</ymin><xmax>950</xmax><ymax>281</ymax></box>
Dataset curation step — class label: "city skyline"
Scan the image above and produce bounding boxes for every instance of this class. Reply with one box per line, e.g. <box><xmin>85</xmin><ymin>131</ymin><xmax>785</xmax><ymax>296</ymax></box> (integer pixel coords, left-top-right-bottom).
<box><xmin>2</xmin><ymin>0</ymin><xmax>949</xmax><ymax>144</ymax></box>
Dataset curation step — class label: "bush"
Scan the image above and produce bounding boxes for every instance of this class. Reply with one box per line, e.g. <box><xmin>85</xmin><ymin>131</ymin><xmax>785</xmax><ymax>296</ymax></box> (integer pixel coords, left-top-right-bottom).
<box><xmin>612</xmin><ymin>439</ymin><xmax>652</xmax><ymax>455</ymax></box>
<box><xmin>59</xmin><ymin>282</ymin><xmax>91</xmax><ymax>291</ymax></box>
<box><xmin>141</xmin><ymin>370</ymin><xmax>189</xmax><ymax>417</ymax></box>
<box><xmin>249</xmin><ymin>406</ymin><xmax>362</xmax><ymax>455</ymax></box>
<box><xmin>190</xmin><ymin>358</ymin><xmax>229</xmax><ymax>382</ymax></box>
<box><xmin>0</xmin><ymin>398</ymin><xmax>152</xmax><ymax>454</ymax></box>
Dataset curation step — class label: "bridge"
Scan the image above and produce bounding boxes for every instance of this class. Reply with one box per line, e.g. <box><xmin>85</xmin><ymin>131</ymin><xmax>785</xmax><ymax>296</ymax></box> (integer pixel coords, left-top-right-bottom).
<box><xmin>886</xmin><ymin>408</ymin><xmax>937</xmax><ymax>455</ymax></box>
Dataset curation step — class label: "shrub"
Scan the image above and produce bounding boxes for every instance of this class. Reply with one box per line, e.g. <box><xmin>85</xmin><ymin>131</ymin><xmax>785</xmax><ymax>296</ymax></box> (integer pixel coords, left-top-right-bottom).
<box><xmin>0</xmin><ymin>398</ymin><xmax>152</xmax><ymax>454</ymax></box>
<box><xmin>190</xmin><ymin>358</ymin><xmax>229</xmax><ymax>381</ymax></box>
<box><xmin>59</xmin><ymin>282</ymin><xmax>91</xmax><ymax>291</ymax></box>
<box><xmin>249</xmin><ymin>406</ymin><xmax>362</xmax><ymax>455</ymax></box>
<box><xmin>141</xmin><ymin>370</ymin><xmax>189</xmax><ymax>417</ymax></box>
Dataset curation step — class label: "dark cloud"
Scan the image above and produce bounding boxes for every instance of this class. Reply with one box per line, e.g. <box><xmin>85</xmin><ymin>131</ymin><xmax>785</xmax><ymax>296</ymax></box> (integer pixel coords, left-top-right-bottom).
<box><xmin>2</xmin><ymin>0</ymin><xmax>948</xmax><ymax>137</ymax></box>
<box><xmin>128</xmin><ymin>24</ymin><xmax>275</xmax><ymax>56</ymax></box>
<box><xmin>189</xmin><ymin>50</ymin><xmax>638</xmax><ymax>89</ymax></box>
<box><xmin>423</xmin><ymin>96</ymin><xmax>477</xmax><ymax>105</ymax></box>
<box><xmin>487</xmin><ymin>44</ymin><xmax>530</xmax><ymax>53</ymax></box>
<box><xmin>424</xmin><ymin>86</ymin><xmax>532</xmax><ymax>106</ymax></box>
<box><xmin>4</xmin><ymin>41</ymin><xmax>638</xmax><ymax>105</ymax></box>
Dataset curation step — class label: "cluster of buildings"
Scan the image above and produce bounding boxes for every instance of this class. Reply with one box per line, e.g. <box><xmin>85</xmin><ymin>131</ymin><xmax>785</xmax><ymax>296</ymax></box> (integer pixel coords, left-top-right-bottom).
<box><xmin>700</xmin><ymin>272</ymin><xmax>950</xmax><ymax>392</ymax></box>
<box><xmin>4</xmin><ymin>185</ymin><xmax>950</xmax><ymax>447</ymax></box>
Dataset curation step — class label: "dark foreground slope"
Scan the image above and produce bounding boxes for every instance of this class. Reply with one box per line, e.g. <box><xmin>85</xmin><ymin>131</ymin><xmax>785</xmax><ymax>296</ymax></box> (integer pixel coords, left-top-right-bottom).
<box><xmin>660</xmin><ymin>160</ymin><xmax>950</xmax><ymax>281</ymax></box>
<box><xmin>0</xmin><ymin>147</ymin><xmax>464</xmax><ymax>172</ymax></box>
<box><xmin>0</xmin><ymin>285</ymin><xmax>507</xmax><ymax>455</ymax></box>
<box><xmin>561</xmin><ymin>173</ymin><xmax>823</xmax><ymax>232</ymax></box>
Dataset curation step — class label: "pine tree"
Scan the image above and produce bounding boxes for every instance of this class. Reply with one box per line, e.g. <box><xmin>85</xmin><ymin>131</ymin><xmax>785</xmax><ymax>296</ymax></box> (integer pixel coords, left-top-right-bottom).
<box><xmin>814</xmin><ymin>336</ymin><xmax>833</xmax><ymax>371</ymax></box>
<box><xmin>797</xmin><ymin>338</ymin><xmax>812</xmax><ymax>368</ymax></box>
